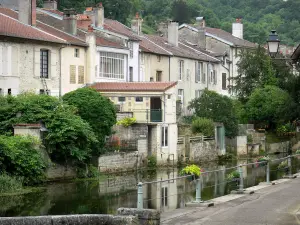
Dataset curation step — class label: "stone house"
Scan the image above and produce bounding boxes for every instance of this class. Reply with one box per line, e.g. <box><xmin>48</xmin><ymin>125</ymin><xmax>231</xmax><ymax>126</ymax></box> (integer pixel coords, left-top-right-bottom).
<box><xmin>90</xmin><ymin>81</ymin><xmax>178</xmax><ymax>165</ymax></box>
<box><xmin>179</xmin><ymin>18</ymin><xmax>257</xmax><ymax>91</ymax></box>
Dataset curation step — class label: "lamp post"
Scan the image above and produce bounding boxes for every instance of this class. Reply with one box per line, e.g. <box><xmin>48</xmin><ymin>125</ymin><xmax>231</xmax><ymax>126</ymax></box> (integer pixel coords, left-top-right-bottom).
<box><xmin>267</xmin><ymin>30</ymin><xmax>280</xmax><ymax>58</ymax></box>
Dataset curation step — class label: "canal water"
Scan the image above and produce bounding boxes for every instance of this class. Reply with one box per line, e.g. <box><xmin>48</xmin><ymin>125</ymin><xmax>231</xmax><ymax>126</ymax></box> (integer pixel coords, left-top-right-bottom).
<box><xmin>1</xmin><ymin>156</ymin><xmax>300</xmax><ymax>217</ymax></box>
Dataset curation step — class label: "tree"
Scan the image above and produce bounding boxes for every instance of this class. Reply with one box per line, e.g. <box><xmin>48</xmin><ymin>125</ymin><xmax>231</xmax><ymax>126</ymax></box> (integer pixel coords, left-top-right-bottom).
<box><xmin>188</xmin><ymin>89</ymin><xmax>238</xmax><ymax>138</ymax></box>
<box><xmin>62</xmin><ymin>88</ymin><xmax>116</xmax><ymax>153</ymax></box>
<box><xmin>232</xmin><ymin>46</ymin><xmax>277</xmax><ymax>102</ymax></box>
<box><xmin>245</xmin><ymin>85</ymin><xmax>296</xmax><ymax>127</ymax></box>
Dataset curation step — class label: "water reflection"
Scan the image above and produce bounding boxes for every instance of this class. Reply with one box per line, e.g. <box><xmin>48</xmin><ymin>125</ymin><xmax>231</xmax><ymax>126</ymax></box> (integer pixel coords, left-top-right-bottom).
<box><xmin>1</xmin><ymin>158</ymin><xmax>300</xmax><ymax>216</ymax></box>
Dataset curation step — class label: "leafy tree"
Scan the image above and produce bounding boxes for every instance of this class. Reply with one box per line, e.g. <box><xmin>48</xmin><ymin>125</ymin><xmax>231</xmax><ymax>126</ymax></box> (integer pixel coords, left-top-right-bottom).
<box><xmin>245</xmin><ymin>85</ymin><xmax>296</xmax><ymax>127</ymax></box>
<box><xmin>188</xmin><ymin>89</ymin><xmax>238</xmax><ymax>138</ymax></box>
<box><xmin>232</xmin><ymin>46</ymin><xmax>277</xmax><ymax>102</ymax></box>
<box><xmin>0</xmin><ymin>93</ymin><xmax>98</xmax><ymax>164</ymax></box>
<box><xmin>62</xmin><ymin>88</ymin><xmax>116</xmax><ymax>154</ymax></box>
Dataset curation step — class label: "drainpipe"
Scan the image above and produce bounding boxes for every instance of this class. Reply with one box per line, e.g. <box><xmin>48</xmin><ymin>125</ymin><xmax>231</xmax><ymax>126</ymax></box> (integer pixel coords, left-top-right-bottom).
<box><xmin>206</xmin><ymin>61</ymin><xmax>210</xmax><ymax>89</ymax></box>
<box><xmin>168</xmin><ymin>56</ymin><xmax>171</xmax><ymax>81</ymax></box>
<box><xmin>59</xmin><ymin>45</ymin><xmax>67</xmax><ymax>99</ymax></box>
<box><xmin>138</xmin><ymin>49</ymin><xmax>141</xmax><ymax>81</ymax></box>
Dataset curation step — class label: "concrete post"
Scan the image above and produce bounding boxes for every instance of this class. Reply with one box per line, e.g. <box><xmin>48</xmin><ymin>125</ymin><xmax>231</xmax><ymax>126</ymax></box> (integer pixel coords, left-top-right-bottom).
<box><xmin>195</xmin><ymin>176</ymin><xmax>202</xmax><ymax>203</ymax></box>
<box><xmin>239</xmin><ymin>165</ymin><xmax>244</xmax><ymax>192</ymax></box>
<box><xmin>137</xmin><ymin>182</ymin><xmax>143</xmax><ymax>209</ymax></box>
<box><xmin>288</xmin><ymin>155</ymin><xmax>292</xmax><ymax>177</ymax></box>
<box><xmin>266</xmin><ymin>161</ymin><xmax>270</xmax><ymax>184</ymax></box>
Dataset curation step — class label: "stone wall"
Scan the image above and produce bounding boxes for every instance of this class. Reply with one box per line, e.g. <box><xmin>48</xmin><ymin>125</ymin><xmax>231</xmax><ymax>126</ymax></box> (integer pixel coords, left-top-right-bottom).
<box><xmin>114</xmin><ymin>124</ymin><xmax>148</xmax><ymax>141</ymax></box>
<box><xmin>118</xmin><ymin>208</ymin><xmax>160</xmax><ymax>225</ymax></box>
<box><xmin>0</xmin><ymin>215</ymin><xmax>138</xmax><ymax>225</ymax></box>
<box><xmin>177</xmin><ymin>136</ymin><xmax>218</xmax><ymax>162</ymax></box>
<box><xmin>267</xmin><ymin>141</ymin><xmax>290</xmax><ymax>154</ymax></box>
<box><xmin>99</xmin><ymin>175</ymin><xmax>137</xmax><ymax>194</ymax></box>
<box><xmin>46</xmin><ymin>163</ymin><xmax>77</xmax><ymax>181</ymax></box>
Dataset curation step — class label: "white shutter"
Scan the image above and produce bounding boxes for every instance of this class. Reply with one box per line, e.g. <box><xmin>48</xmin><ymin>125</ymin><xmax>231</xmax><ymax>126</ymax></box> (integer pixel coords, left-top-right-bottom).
<box><xmin>34</xmin><ymin>47</ymin><xmax>40</xmax><ymax>78</ymax></box>
<box><xmin>50</xmin><ymin>50</ymin><xmax>57</xmax><ymax>78</ymax></box>
<box><xmin>0</xmin><ymin>45</ymin><xmax>3</xmax><ymax>76</ymax></box>
<box><xmin>11</xmin><ymin>46</ymin><xmax>19</xmax><ymax>77</ymax></box>
<box><xmin>2</xmin><ymin>46</ymin><xmax>8</xmax><ymax>75</ymax></box>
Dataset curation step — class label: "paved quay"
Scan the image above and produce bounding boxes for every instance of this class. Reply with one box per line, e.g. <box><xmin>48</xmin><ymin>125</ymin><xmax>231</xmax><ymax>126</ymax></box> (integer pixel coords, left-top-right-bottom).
<box><xmin>161</xmin><ymin>174</ymin><xmax>300</xmax><ymax>225</ymax></box>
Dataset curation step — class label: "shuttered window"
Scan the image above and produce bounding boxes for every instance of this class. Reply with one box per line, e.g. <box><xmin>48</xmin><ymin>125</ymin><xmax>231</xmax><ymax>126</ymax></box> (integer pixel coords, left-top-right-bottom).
<box><xmin>78</xmin><ymin>66</ymin><xmax>84</xmax><ymax>84</ymax></box>
<box><xmin>40</xmin><ymin>50</ymin><xmax>49</xmax><ymax>78</ymax></box>
<box><xmin>70</xmin><ymin>65</ymin><xmax>76</xmax><ymax>84</ymax></box>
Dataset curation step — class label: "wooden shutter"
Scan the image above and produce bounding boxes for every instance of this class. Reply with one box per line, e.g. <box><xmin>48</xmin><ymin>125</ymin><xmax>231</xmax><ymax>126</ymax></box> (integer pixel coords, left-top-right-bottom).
<box><xmin>70</xmin><ymin>65</ymin><xmax>76</xmax><ymax>84</ymax></box>
<box><xmin>222</xmin><ymin>73</ymin><xmax>227</xmax><ymax>90</ymax></box>
<box><xmin>78</xmin><ymin>65</ymin><xmax>84</xmax><ymax>84</ymax></box>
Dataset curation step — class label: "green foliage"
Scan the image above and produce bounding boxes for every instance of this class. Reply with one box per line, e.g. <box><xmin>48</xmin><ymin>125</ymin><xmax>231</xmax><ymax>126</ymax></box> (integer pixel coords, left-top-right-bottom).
<box><xmin>246</xmin><ymin>86</ymin><xmax>295</xmax><ymax>127</ymax></box>
<box><xmin>180</xmin><ymin>164</ymin><xmax>202</xmax><ymax>177</ymax></box>
<box><xmin>276</xmin><ymin>122</ymin><xmax>295</xmax><ymax>136</ymax></box>
<box><xmin>191</xmin><ymin>117</ymin><xmax>214</xmax><ymax>136</ymax></box>
<box><xmin>233</xmin><ymin>46</ymin><xmax>277</xmax><ymax>102</ymax></box>
<box><xmin>226</xmin><ymin>170</ymin><xmax>240</xmax><ymax>180</ymax></box>
<box><xmin>247</xmin><ymin>134</ymin><xmax>253</xmax><ymax>143</ymax></box>
<box><xmin>0</xmin><ymin>135</ymin><xmax>46</xmax><ymax>184</ymax></box>
<box><xmin>188</xmin><ymin>89</ymin><xmax>238</xmax><ymax>138</ymax></box>
<box><xmin>116</xmin><ymin>117</ymin><xmax>137</xmax><ymax>127</ymax></box>
<box><xmin>76</xmin><ymin>164</ymin><xmax>100</xmax><ymax>178</ymax></box>
<box><xmin>295</xmin><ymin>149</ymin><xmax>300</xmax><ymax>154</ymax></box>
<box><xmin>257</xmin><ymin>156</ymin><xmax>270</xmax><ymax>162</ymax></box>
<box><xmin>218</xmin><ymin>153</ymin><xmax>235</xmax><ymax>162</ymax></box>
<box><xmin>0</xmin><ymin>174</ymin><xmax>23</xmax><ymax>193</ymax></box>
<box><xmin>232</xmin><ymin>100</ymin><xmax>248</xmax><ymax>124</ymax></box>
<box><xmin>62</xmin><ymin>88</ymin><xmax>116</xmax><ymax>155</ymax></box>
<box><xmin>147</xmin><ymin>155</ymin><xmax>157</xmax><ymax>169</ymax></box>
<box><xmin>277</xmin><ymin>160</ymin><xmax>288</xmax><ymax>170</ymax></box>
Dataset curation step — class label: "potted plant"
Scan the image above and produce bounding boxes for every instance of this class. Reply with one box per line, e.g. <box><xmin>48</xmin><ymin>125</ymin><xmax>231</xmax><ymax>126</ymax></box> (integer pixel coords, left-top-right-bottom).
<box><xmin>180</xmin><ymin>164</ymin><xmax>203</xmax><ymax>181</ymax></box>
<box><xmin>277</xmin><ymin>160</ymin><xmax>288</xmax><ymax>173</ymax></box>
<box><xmin>226</xmin><ymin>170</ymin><xmax>240</xmax><ymax>182</ymax></box>
<box><xmin>256</xmin><ymin>156</ymin><xmax>270</xmax><ymax>167</ymax></box>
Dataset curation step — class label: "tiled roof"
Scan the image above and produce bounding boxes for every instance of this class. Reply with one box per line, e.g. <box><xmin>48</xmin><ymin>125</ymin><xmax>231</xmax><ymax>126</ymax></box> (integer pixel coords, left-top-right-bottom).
<box><xmin>206</xmin><ymin>27</ymin><xmax>256</xmax><ymax>48</ymax></box>
<box><xmin>90</xmin><ymin>82</ymin><xmax>177</xmax><ymax>92</ymax></box>
<box><xmin>104</xmin><ymin>18</ymin><xmax>140</xmax><ymax>41</ymax></box>
<box><xmin>145</xmin><ymin>35</ymin><xmax>219</xmax><ymax>62</ymax></box>
<box><xmin>139</xmin><ymin>36</ymin><xmax>171</xmax><ymax>56</ymax></box>
<box><xmin>0</xmin><ymin>13</ymin><xmax>66</xmax><ymax>44</ymax></box>
<box><xmin>40</xmin><ymin>8</ymin><xmax>63</xmax><ymax>16</ymax></box>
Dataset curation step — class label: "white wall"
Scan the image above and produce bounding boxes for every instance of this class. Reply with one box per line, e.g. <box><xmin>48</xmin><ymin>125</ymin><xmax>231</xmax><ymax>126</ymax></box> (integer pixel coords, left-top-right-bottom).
<box><xmin>128</xmin><ymin>41</ymin><xmax>140</xmax><ymax>81</ymax></box>
<box><xmin>0</xmin><ymin>41</ymin><xmax>60</xmax><ymax>97</ymax></box>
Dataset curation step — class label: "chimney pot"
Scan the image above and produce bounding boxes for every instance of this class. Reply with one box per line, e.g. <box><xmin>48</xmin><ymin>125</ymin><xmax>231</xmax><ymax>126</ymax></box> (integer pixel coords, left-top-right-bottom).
<box><xmin>131</xmin><ymin>12</ymin><xmax>142</xmax><ymax>35</ymax></box>
<box><xmin>63</xmin><ymin>9</ymin><xmax>77</xmax><ymax>35</ymax></box>
<box><xmin>232</xmin><ymin>18</ymin><xmax>243</xmax><ymax>39</ymax></box>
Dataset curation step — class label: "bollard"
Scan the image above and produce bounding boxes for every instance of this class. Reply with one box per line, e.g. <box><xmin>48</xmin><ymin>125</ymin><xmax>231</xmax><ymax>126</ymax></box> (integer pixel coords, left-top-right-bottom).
<box><xmin>266</xmin><ymin>161</ymin><xmax>270</xmax><ymax>184</ymax></box>
<box><xmin>239</xmin><ymin>165</ymin><xmax>244</xmax><ymax>192</ymax></box>
<box><xmin>288</xmin><ymin>155</ymin><xmax>292</xmax><ymax>177</ymax></box>
<box><xmin>195</xmin><ymin>176</ymin><xmax>202</xmax><ymax>203</ymax></box>
<box><xmin>137</xmin><ymin>182</ymin><xmax>143</xmax><ymax>209</ymax></box>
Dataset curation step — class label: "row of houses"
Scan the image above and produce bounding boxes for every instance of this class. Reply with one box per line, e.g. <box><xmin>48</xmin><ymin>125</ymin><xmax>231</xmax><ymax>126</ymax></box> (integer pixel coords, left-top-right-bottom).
<box><xmin>0</xmin><ymin>0</ymin><xmax>257</xmax><ymax>164</ymax></box>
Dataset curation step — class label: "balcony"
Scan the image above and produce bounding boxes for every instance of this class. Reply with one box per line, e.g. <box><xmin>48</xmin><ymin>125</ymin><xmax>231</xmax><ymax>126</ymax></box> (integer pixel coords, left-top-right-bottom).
<box><xmin>117</xmin><ymin>109</ymin><xmax>163</xmax><ymax>123</ymax></box>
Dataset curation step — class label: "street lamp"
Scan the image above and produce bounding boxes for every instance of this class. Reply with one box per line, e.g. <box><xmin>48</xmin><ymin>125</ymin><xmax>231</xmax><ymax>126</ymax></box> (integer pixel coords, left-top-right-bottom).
<box><xmin>267</xmin><ymin>30</ymin><xmax>280</xmax><ymax>58</ymax></box>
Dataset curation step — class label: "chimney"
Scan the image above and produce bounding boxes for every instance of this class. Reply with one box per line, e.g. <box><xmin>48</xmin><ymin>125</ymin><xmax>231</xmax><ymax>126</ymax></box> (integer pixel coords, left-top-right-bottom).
<box><xmin>168</xmin><ymin>21</ymin><xmax>179</xmax><ymax>47</ymax></box>
<box><xmin>196</xmin><ymin>17</ymin><xmax>206</xmax><ymax>49</ymax></box>
<box><xmin>84</xmin><ymin>7</ymin><xmax>96</xmax><ymax>25</ymax></box>
<box><xmin>232</xmin><ymin>18</ymin><xmax>243</xmax><ymax>39</ymax></box>
<box><xmin>19</xmin><ymin>0</ymin><xmax>36</xmax><ymax>26</ymax></box>
<box><xmin>63</xmin><ymin>9</ymin><xmax>77</xmax><ymax>36</ymax></box>
<box><xmin>131</xmin><ymin>12</ymin><xmax>143</xmax><ymax>35</ymax></box>
<box><xmin>43</xmin><ymin>0</ymin><xmax>57</xmax><ymax>10</ymax></box>
<box><xmin>157</xmin><ymin>21</ymin><xmax>168</xmax><ymax>37</ymax></box>
<box><xmin>95</xmin><ymin>2</ymin><xmax>104</xmax><ymax>28</ymax></box>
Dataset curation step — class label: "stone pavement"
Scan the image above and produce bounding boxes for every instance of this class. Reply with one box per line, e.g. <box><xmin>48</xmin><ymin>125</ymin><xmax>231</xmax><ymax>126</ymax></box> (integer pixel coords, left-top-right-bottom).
<box><xmin>161</xmin><ymin>174</ymin><xmax>300</xmax><ymax>225</ymax></box>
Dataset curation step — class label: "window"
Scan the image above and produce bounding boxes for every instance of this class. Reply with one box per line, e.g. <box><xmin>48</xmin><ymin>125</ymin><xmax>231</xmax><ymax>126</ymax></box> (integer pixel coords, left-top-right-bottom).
<box><xmin>161</xmin><ymin>187</ymin><xmax>168</xmax><ymax>207</ymax></box>
<box><xmin>195</xmin><ymin>90</ymin><xmax>202</xmax><ymax>98</ymax></box>
<box><xmin>99</xmin><ymin>52</ymin><xmax>125</xmax><ymax>79</ymax></box>
<box><xmin>70</xmin><ymin>65</ymin><xmax>76</xmax><ymax>84</ymax></box>
<box><xmin>40</xmin><ymin>50</ymin><xmax>49</xmax><ymax>78</ymax></box>
<box><xmin>195</xmin><ymin>61</ymin><xmax>202</xmax><ymax>83</ymax></box>
<box><xmin>178</xmin><ymin>89</ymin><xmax>184</xmax><ymax>104</ymax></box>
<box><xmin>150</xmin><ymin>77</ymin><xmax>154</xmax><ymax>82</ymax></box>
<box><xmin>179</xmin><ymin>60</ymin><xmax>184</xmax><ymax>80</ymax></box>
<box><xmin>129</xmin><ymin>67</ymin><xmax>133</xmax><ymax>82</ymax></box>
<box><xmin>128</xmin><ymin>42</ymin><xmax>133</xmax><ymax>58</ymax></box>
<box><xmin>157</xmin><ymin>55</ymin><xmax>161</xmax><ymax>62</ymax></box>
<box><xmin>78</xmin><ymin>66</ymin><xmax>84</xmax><ymax>84</ymax></box>
<box><xmin>167</xmin><ymin>95</ymin><xmax>171</xmax><ymax>100</ymax></box>
<box><xmin>39</xmin><ymin>89</ymin><xmax>45</xmax><ymax>95</ymax></box>
<box><xmin>222</xmin><ymin>73</ymin><xmax>227</xmax><ymax>90</ymax></box>
<box><xmin>118</xmin><ymin>97</ymin><xmax>126</xmax><ymax>102</ymax></box>
<box><xmin>161</xmin><ymin>126</ymin><xmax>168</xmax><ymax>147</ymax></box>
<box><xmin>135</xmin><ymin>97</ymin><xmax>143</xmax><ymax>102</ymax></box>
<box><xmin>7</xmin><ymin>88</ymin><xmax>11</xmax><ymax>95</ymax></box>
<box><xmin>74</xmin><ymin>48</ymin><xmax>80</xmax><ymax>58</ymax></box>
<box><xmin>213</xmin><ymin>70</ymin><xmax>217</xmax><ymax>84</ymax></box>
<box><xmin>202</xmin><ymin>64</ymin><xmax>206</xmax><ymax>83</ymax></box>
<box><xmin>140</xmin><ymin>53</ymin><xmax>145</xmax><ymax>64</ymax></box>
<box><xmin>0</xmin><ymin>89</ymin><xmax>2</xmax><ymax>96</ymax></box>
<box><xmin>156</xmin><ymin>71</ymin><xmax>162</xmax><ymax>81</ymax></box>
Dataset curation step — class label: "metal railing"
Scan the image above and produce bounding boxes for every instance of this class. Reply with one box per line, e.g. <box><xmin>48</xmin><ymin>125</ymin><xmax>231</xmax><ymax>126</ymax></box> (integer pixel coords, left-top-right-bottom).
<box><xmin>136</xmin><ymin>154</ymin><xmax>300</xmax><ymax>209</ymax></box>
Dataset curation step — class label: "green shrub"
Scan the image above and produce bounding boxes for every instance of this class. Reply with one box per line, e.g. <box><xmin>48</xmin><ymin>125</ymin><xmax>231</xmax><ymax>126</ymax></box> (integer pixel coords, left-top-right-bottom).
<box><xmin>296</xmin><ymin>149</ymin><xmax>300</xmax><ymax>154</ymax></box>
<box><xmin>0</xmin><ymin>135</ymin><xmax>46</xmax><ymax>184</ymax></box>
<box><xmin>0</xmin><ymin>174</ymin><xmax>23</xmax><ymax>193</ymax></box>
<box><xmin>247</xmin><ymin>134</ymin><xmax>253</xmax><ymax>143</ymax></box>
<box><xmin>147</xmin><ymin>155</ymin><xmax>157</xmax><ymax>169</ymax></box>
<box><xmin>278</xmin><ymin>160</ymin><xmax>288</xmax><ymax>170</ymax></box>
<box><xmin>191</xmin><ymin>117</ymin><xmax>215</xmax><ymax>136</ymax></box>
<box><xmin>117</xmin><ymin>117</ymin><xmax>137</xmax><ymax>127</ymax></box>
<box><xmin>226</xmin><ymin>170</ymin><xmax>240</xmax><ymax>180</ymax></box>
<box><xmin>180</xmin><ymin>164</ymin><xmax>202</xmax><ymax>177</ymax></box>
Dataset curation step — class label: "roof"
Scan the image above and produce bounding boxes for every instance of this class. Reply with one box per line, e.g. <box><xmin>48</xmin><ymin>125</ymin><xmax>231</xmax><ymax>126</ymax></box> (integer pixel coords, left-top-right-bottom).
<box><xmin>139</xmin><ymin>35</ymin><xmax>172</xmax><ymax>56</ymax></box>
<box><xmin>0</xmin><ymin>13</ymin><xmax>66</xmax><ymax>44</ymax></box>
<box><xmin>90</xmin><ymin>82</ymin><xmax>178</xmax><ymax>92</ymax></box>
<box><xmin>179</xmin><ymin>24</ymin><xmax>256</xmax><ymax>48</ymax></box>
<box><xmin>104</xmin><ymin>18</ymin><xmax>141</xmax><ymax>41</ymax></box>
<box><xmin>145</xmin><ymin>35</ymin><xmax>219</xmax><ymax>62</ymax></box>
